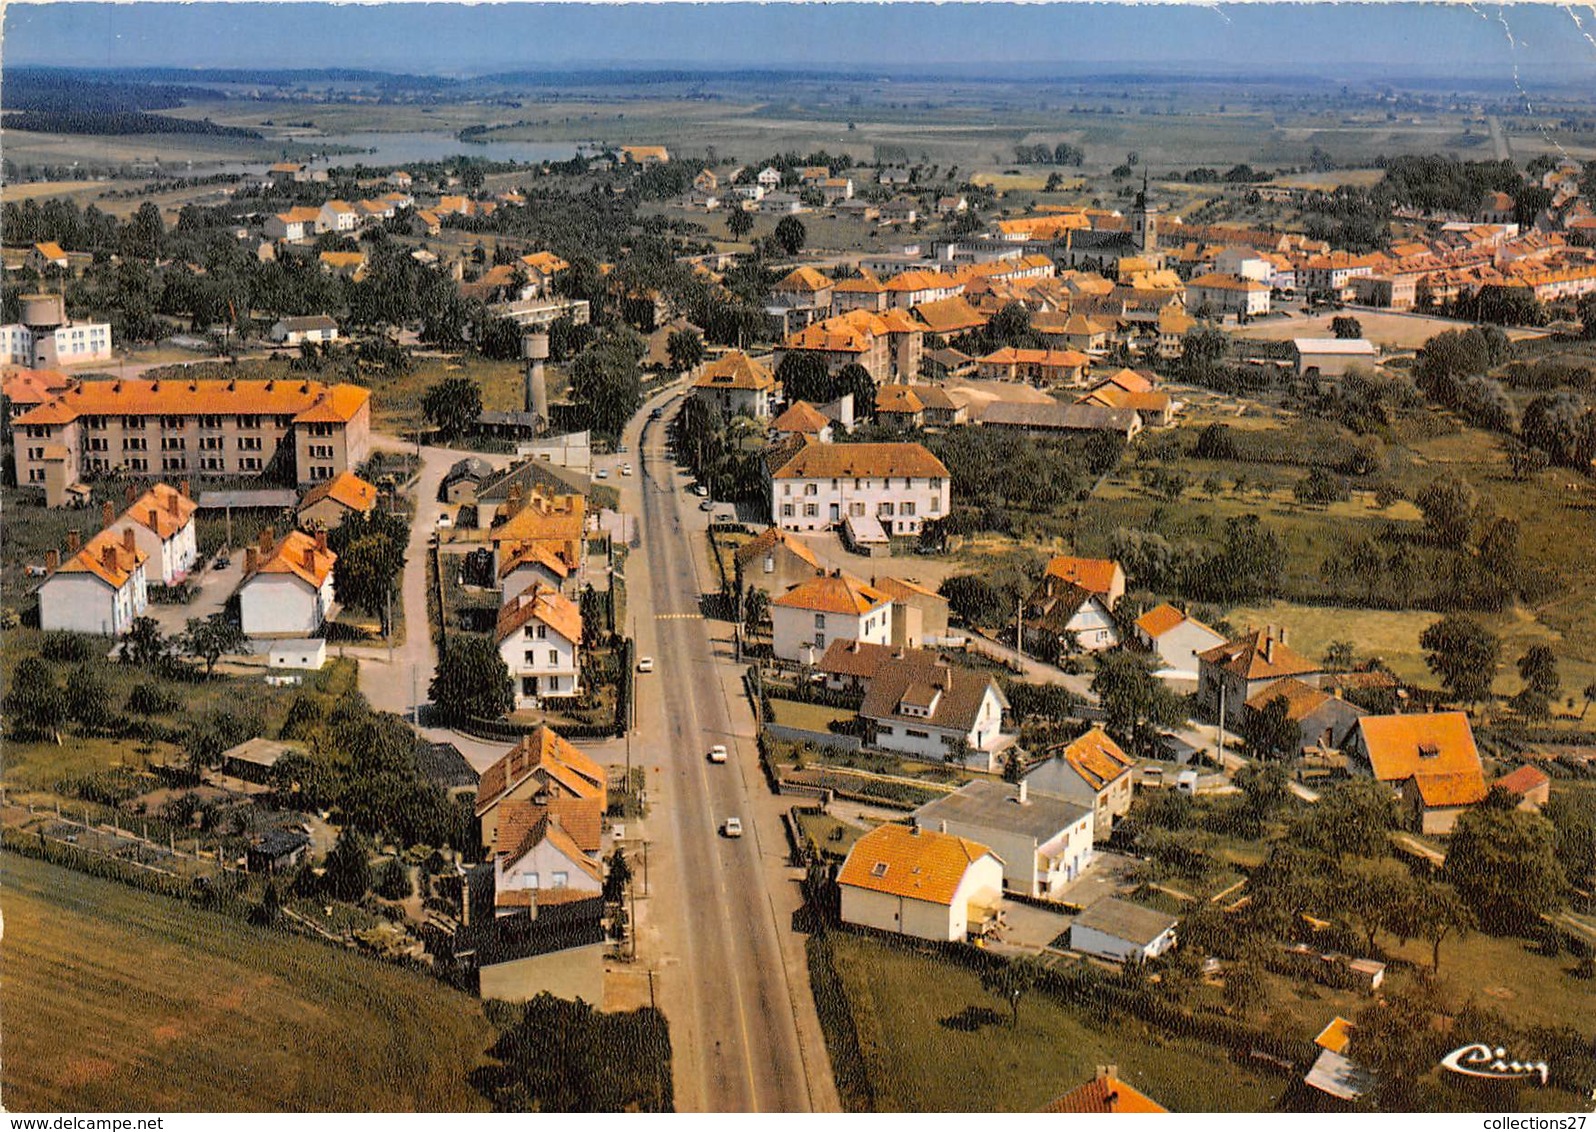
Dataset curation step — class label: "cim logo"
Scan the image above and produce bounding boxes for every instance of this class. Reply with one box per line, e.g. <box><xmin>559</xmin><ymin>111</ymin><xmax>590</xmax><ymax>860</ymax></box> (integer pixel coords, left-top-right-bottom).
<box><xmin>1440</xmin><ymin>1043</ymin><xmax>1550</xmax><ymax>1086</ymax></box>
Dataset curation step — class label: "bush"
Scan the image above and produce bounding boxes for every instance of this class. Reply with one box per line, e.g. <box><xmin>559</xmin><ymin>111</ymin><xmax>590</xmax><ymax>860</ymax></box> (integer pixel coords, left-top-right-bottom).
<box><xmin>125</xmin><ymin>681</ymin><xmax>182</xmax><ymax>716</ymax></box>
<box><xmin>40</xmin><ymin>632</ymin><xmax>96</xmax><ymax>662</ymax></box>
<box><xmin>375</xmin><ymin>856</ymin><xmax>412</xmax><ymax>901</ymax></box>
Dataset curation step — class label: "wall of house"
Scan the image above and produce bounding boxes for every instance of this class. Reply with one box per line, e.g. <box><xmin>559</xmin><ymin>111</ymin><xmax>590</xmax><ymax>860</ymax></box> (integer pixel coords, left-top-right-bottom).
<box><xmin>1036</xmin><ymin>815</ymin><xmax>1096</xmax><ymax>899</ymax></box>
<box><xmin>916</xmin><ymin>819</ymin><xmax>1042</xmax><ymax>897</ymax></box>
<box><xmin>1071</xmin><ymin>922</ymin><xmax>1176</xmax><ymax>964</ymax></box>
<box><xmin>501</xmin><ymin>622</ymin><xmax>581</xmax><ymax>706</ymax></box>
<box><xmin>1151</xmin><ymin>621</ymin><xmax>1227</xmax><ymax>678</ymax></box>
<box><xmin>125</xmin><ymin>519</ymin><xmax>197</xmax><ymax>586</ymax></box>
<box><xmin>1066</xmin><ymin>599</ymin><xmax>1120</xmax><ymax>651</ymax></box>
<box><xmin>771</xmin><ymin>602</ymin><xmax>890</xmax><ymax>663</ymax></box>
<box><xmin>38</xmin><ymin>572</ymin><xmax>137</xmax><ymax>636</ymax></box>
<box><xmin>500</xmin><ymin>561</ymin><xmax>570</xmax><ymax>603</ymax></box>
<box><xmin>771</xmin><ymin>473</ymin><xmax>950</xmax><ymax>535</ymax></box>
<box><xmin>873</xmin><ymin>719</ymin><xmax>970</xmax><ymax>764</ymax></box>
<box><xmin>479</xmin><ymin>942</ymin><xmax>605</xmax><ymax>1004</ymax></box>
<box><xmin>240</xmin><ymin>573</ymin><xmax>325</xmax><ymax>638</ymax></box>
<box><xmin>496</xmin><ymin>837</ymin><xmax>601</xmax><ymax>896</ymax></box>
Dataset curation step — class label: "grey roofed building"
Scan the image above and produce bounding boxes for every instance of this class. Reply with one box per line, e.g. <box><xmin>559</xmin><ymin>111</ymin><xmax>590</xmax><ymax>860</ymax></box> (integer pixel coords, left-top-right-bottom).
<box><xmin>477</xmin><ymin>455</ymin><xmax>591</xmax><ymax>503</ymax></box>
<box><xmin>981</xmin><ymin>401</ymin><xmax>1142</xmax><ymax>437</ymax></box>
<box><xmin>196</xmin><ymin>489</ymin><xmax>299</xmax><ymax>510</ymax></box>
<box><xmin>443</xmin><ymin>456</ymin><xmax>494</xmax><ymax>488</ymax></box>
<box><xmin>913</xmin><ymin>779</ymin><xmax>1091</xmax><ymax>844</ymax></box>
<box><xmin>275</xmin><ymin>314</ymin><xmax>339</xmax><ymax>334</ymax></box>
<box><xmin>414</xmin><ymin>739</ymin><xmax>481</xmax><ymax>791</ymax></box>
<box><xmin>1071</xmin><ymin>896</ymin><xmax>1178</xmax><ymax>946</ymax></box>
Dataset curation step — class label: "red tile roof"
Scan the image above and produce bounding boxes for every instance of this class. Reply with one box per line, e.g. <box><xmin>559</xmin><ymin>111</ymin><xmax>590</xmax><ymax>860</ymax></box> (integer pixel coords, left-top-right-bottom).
<box><xmin>836</xmin><ymin>823</ymin><xmax>997</xmax><ymax>906</ymax></box>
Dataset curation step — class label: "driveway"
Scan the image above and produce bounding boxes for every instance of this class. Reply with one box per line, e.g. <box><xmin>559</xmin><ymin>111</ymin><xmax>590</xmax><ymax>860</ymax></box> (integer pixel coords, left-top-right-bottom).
<box><xmin>146</xmin><ymin>555</ymin><xmax>244</xmax><ymax>636</ymax></box>
<box><xmin>995</xmin><ymin>900</ymin><xmax>1075</xmax><ymax>953</ymax></box>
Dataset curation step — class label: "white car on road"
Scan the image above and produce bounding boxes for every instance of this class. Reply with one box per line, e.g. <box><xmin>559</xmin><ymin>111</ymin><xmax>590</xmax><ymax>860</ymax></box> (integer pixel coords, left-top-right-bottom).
<box><xmin>707</xmin><ymin>744</ymin><xmax>728</xmax><ymax>763</ymax></box>
<box><xmin>636</xmin><ymin>656</ymin><xmax>655</xmax><ymax>673</ymax></box>
<box><xmin>722</xmin><ymin>817</ymin><xmax>743</xmax><ymax>838</ymax></box>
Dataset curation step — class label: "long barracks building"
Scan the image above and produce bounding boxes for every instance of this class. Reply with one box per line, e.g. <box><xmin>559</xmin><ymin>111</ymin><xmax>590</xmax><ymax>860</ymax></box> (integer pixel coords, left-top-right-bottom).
<box><xmin>13</xmin><ymin>376</ymin><xmax>370</xmax><ymax>489</ymax></box>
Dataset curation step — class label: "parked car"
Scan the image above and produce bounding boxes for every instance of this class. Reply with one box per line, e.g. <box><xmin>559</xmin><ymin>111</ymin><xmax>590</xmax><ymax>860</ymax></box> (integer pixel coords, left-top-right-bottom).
<box><xmin>650</xmin><ymin>407</ymin><xmax>664</xmax><ymax>420</ymax></box>
<box><xmin>596</xmin><ymin>468</ymin><xmax>609</xmax><ymax>480</ymax></box>
<box><xmin>722</xmin><ymin>817</ymin><xmax>743</xmax><ymax>838</ymax></box>
<box><xmin>636</xmin><ymin>656</ymin><xmax>655</xmax><ymax>673</ymax></box>
<box><xmin>694</xmin><ymin>485</ymin><xmax>709</xmax><ymax>497</ymax></box>
<box><xmin>707</xmin><ymin>744</ymin><xmax>728</xmax><ymax>763</ymax></box>
<box><xmin>699</xmin><ymin>499</ymin><xmax>714</xmax><ymax>512</ymax></box>
<box><xmin>435</xmin><ymin>513</ymin><xmax>453</xmax><ymax>529</ymax></box>
<box><xmin>621</xmin><ymin>463</ymin><xmax>633</xmax><ymax>476</ymax></box>
<box><xmin>617</xmin><ymin>444</ymin><xmax>629</xmax><ymax>454</ymax></box>
<box><xmin>214</xmin><ymin>554</ymin><xmax>231</xmax><ymax>570</ymax></box>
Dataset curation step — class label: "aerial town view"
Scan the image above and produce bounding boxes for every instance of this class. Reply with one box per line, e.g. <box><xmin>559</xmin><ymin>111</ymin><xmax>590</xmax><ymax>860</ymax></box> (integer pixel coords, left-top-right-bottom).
<box><xmin>3</xmin><ymin>1</ymin><xmax>1596</xmax><ymax>1118</ymax></box>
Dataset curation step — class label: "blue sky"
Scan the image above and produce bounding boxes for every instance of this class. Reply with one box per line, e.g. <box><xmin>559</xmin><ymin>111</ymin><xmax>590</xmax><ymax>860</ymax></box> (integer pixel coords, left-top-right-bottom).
<box><xmin>4</xmin><ymin>3</ymin><xmax>1596</xmax><ymax>80</ymax></box>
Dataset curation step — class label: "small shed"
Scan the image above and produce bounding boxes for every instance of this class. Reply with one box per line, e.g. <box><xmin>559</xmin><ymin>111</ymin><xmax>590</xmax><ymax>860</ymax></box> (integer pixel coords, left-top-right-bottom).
<box><xmin>1069</xmin><ymin>897</ymin><xmax>1178</xmax><ymax>964</ymax></box>
<box><xmin>221</xmin><ymin>737</ymin><xmax>306</xmax><ymax>786</ymax></box>
<box><xmin>247</xmin><ymin>828</ymin><xmax>311</xmax><ymax>874</ymax></box>
<box><xmin>1291</xmin><ymin>337</ymin><xmax>1378</xmax><ymax>378</ymax></box>
<box><xmin>842</xmin><ymin>514</ymin><xmax>890</xmax><ymax>557</ymax></box>
<box><xmin>269</xmin><ymin>638</ymin><xmax>327</xmax><ymax>671</ymax></box>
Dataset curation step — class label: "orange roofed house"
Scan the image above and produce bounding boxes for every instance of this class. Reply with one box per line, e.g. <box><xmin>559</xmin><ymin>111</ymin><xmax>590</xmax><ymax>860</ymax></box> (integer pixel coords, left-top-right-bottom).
<box><xmin>1040</xmin><ymin>1066</ymin><xmax>1168</xmax><ymax>1113</ymax></box>
<box><xmin>496</xmin><ymin>582</ymin><xmax>583</xmax><ymax>709</ymax></box>
<box><xmin>1023</xmin><ymin>726</ymin><xmax>1137</xmax><ymax>833</ymax></box>
<box><xmin>116</xmin><ymin>482</ymin><xmax>199</xmax><ymax>585</ymax></box>
<box><xmin>770</xmin><ymin>571</ymin><xmax>893</xmax><ymax>663</ymax></box>
<box><xmin>475</xmin><ymin>725</ymin><xmax>607</xmax><ymax>854</ymax></box>
<box><xmin>1197</xmin><ymin>626</ymin><xmax>1324</xmax><ymax>729</ymax></box>
<box><xmin>37</xmin><ymin>524</ymin><xmax>149</xmax><ymax>636</ymax></box>
<box><xmin>768</xmin><ymin>439</ymin><xmax>950</xmax><ymax>537</ymax></box>
<box><xmin>12</xmin><ymin>377</ymin><xmax>370</xmax><ymax>491</ymax></box>
<box><xmin>296</xmin><ymin>469</ymin><xmax>378</xmax><ymax>530</ymax></box>
<box><xmin>837</xmin><ymin>822</ymin><xmax>1005</xmax><ymax>942</ymax></box>
<box><xmin>237</xmin><ymin>527</ymin><xmax>337</xmax><ymax>638</ymax></box>
<box><xmin>691</xmin><ymin>350</ymin><xmax>778</xmax><ymax>421</ymax></box>
<box><xmin>1346</xmin><ymin>712</ymin><xmax>1488</xmax><ymax>834</ymax></box>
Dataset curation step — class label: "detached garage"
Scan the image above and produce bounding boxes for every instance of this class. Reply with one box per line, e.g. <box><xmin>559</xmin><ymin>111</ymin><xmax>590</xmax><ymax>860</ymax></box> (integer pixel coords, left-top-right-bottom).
<box><xmin>1291</xmin><ymin>337</ymin><xmax>1378</xmax><ymax>377</ymax></box>
<box><xmin>1070</xmin><ymin>897</ymin><xmax>1178</xmax><ymax>964</ymax></box>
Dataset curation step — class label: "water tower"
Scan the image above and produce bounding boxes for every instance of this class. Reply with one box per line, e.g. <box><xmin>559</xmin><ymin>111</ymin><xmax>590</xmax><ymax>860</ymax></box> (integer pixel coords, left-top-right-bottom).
<box><xmin>18</xmin><ymin>294</ymin><xmax>66</xmax><ymax>367</ymax></box>
<box><xmin>521</xmin><ymin>330</ymin><xmax>551</xmax><ymax>436</ymax></box>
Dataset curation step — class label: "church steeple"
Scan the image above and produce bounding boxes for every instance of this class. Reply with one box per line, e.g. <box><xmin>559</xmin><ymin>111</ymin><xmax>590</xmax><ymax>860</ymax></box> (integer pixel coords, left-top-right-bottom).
<box><xmin>1132</xmin><ymin>170</ymin><xmax>1158</xmax><ymax>254</ymax></box>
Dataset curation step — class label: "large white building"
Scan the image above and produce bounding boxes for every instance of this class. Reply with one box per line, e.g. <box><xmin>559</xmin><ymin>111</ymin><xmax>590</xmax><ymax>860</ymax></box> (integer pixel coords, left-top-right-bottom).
<box><xmin>3</xmin><ymin>294</ymin><xmax>113</xmax><ymax>368</ymax></box>
<box><xmin>1133</xmin><ymin>602</ymin><xmax>1228</xmax><ymax>683</ymax></box>
<box><xmin>37</xmin><ymin>526</ymin><xmax>148</xmax><ymax>636</ymax></box>
<box><xmin>496</xmin><ymin>582</ymin><xmax>583</xmax><ymax>708</ymax></box>
<box><xmin>691</xmin><ymin>351</ymin><xmax>779</xmax><ymax>421</ymax></box>
<box><xmin>837</xmin><ymin>823</ymin><xmax>1005</xmax><ymax>943</ymax></box>
<box><xmin>238</xmin><ymin>529</ymin><xmax>337</xmax><ymax>638</ymax></box>
<box><xmin>912</xmin><ymin>779</ymin><xmax>1093</xmax><ymax>901</ymax></box>
<box><xmin>1186</xmin><ymin>272</ymin><xmax>1272</xmax><ymax>317</ymax></box>
<box><xmin>770</xmin><ymin>573</ymin><xmax>892</xmax><ymax>663</ymax></box>
<box><xmin>769</xmin><ymin>440</ymin><xmax>950</xmax><ymax>536</ymax></box>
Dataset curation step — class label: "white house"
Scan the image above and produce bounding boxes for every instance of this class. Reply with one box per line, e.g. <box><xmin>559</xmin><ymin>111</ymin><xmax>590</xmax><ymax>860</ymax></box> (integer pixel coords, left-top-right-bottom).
<box><xmin>691</xmin><ymin>351</ymin><xmax>778</xmax><ymax>421</ymax></box>
<box><xmin>493</xmin><ymin>809</ymin><xmax>604</xmax><ymax>905</ymax></box>
<box><xmin>1133</xmin><ymin>602</ymin><xmax>1228</xmax><ymax>682</ymax></box>
<box><xmin>317</xmin><ymin>200</ymin><xmax>360</xmax><ymax>234</ymax></box>
<box><xmin>268</xmin><ymin>315</ymin><xmax>340</xmax><ymax>347</ymax></box>
<box><xmin>2</xmin><ymin>319</ymin><xmax>113</xmax><ymax>368</ymax></box>
<box><xmin>1186</xmin><ymin>273</ymin><xmax>1272</xmax><ymax>317</ymax></box>
<box><xmin>37</xmin><ymin>527</ymin><xmax>148</xmax><ymax>636</ymax></box>
<box><xmin>770</xmin><ymin>572</ymin><xmax>892</xmax><ymax>663</ymax></box>
<box><xmin>237</xmin><ymin>529</ymin><xmax>337</xmax><ymax>638</ymax></box>
<box><xmin>1021</xmin><ymin>583</ymin><xmax>1119</xmax><ymax>656</ymax></box>
<box><xmin>499</xmin><ymin>541</ymin><xmax>573</xmax><ymax>602</ymax></box>
<box><xmin>837</xmin><ymin>823</ymin><xmax>1005</xmax><ymax>943</ymax></box>
<box><xmin>861</xmin><ymin>657</ymin><xmax>1015</xmax><ymax>772</ymax></box>
<box><xmin>117</xmin><ymin>482</ymin><xmax>199</xmax><ymax>586</ymax></box>
<box><xmin>264</xmin><ymin>207</ymin><xmax>320</xmax><ymax>241</ymax></box>
<box><xmin>770</xmin><ymin>440</ymin><xmax>950</xmax><ymax>536</ymax></box>
<box><xmin>756</xmin><ymin>167</ymin><xmax>783</xmax><ymax>190</ymax></box>
<box><xmin>269</xmin><ymin>638</ymin><xmax>328</xmax><ymax>671</ymax></box>
<box><xmin>1023</xmin><ymin>726</ymin><xmax>1137</xmax><ymax>835</ymax></box>
<box><xmin>912</xmin><ymin>780</ymin><xmax>1094</xmax><ymax>901</ymax></box>
<box><xmin>1069</xmin><ymin>897</ymin><xmax>1178</xmax><ymax>964</ymax></box>
<box><xmin>496</xmin><ymin>582</ymin><xmax>583</xmax><ymax>708</ymax></box>
<box><xmin>1214</xmin><ymin>247</ymin><xmax>1274</xmax><ymax>282</ymax></box>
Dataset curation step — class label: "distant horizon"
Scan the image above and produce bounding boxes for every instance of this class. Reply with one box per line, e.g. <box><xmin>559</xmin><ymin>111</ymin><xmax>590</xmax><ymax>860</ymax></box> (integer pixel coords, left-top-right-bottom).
<box><xmin>5</xmin><ymin>2</ymin><xmax>1596</xmax><ymax>84</ymax></box>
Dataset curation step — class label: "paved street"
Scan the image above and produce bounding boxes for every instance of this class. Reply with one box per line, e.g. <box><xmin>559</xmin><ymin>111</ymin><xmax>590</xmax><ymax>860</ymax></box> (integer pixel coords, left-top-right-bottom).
<box><xmin>621</xmin><ymin>388</ymin><xmax>837</xmax><ymax>1112</ymax></box>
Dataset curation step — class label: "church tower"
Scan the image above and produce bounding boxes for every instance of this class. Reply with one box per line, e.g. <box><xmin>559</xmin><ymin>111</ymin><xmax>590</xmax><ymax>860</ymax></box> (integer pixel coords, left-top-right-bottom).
<box><xmin>1132</xmin><ymin>170</ymin><xmax>1159</xmax><ymax>255</ymax></box>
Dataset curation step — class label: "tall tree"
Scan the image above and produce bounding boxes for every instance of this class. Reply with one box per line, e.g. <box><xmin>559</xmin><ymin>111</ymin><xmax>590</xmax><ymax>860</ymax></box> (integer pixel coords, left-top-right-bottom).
<box><xmin>666</xmin><ymin>327</ymin><xmax>704</xmax><ymax>374</ymax></box>
<box><xmin>421</xmin><ymin>376</ymin><xmax>483</xmax><ymax>439</ymax></box>
<box><xmin>5</xmin><ymin>657</ymin><xmax>65</xmax><ymax>741</ymax></box>
<box><xmin>1516</xmin><ymin>644</ymin><xmax>1561</xmax><ymax>700</ymax></box>
<box><xmin>726</xmin><ymin>208</ymin><xmax>754</xmax><ymax>240</ymax></box>
<box><xmin>182</xmin><ymin>614</ymin><xmax>248</xmax><ymax>680</ymax></box>
<box><xmin>981</xmin><ymin>956</ymin><xmax>1044</xmax><ymax>1028</ymax></box>
<box><xmin>1445</xmin><ymin>806</ymin><xmax>1564</xmax><ymax>934</ymax></box>
<box><xmin>324</xmin><ymin>827</ymin><xmax>373</xmax><ymax>902</ymax></box>
<box><xmin>429</xmin><ymin>636</ymin><xmax>514</xmax><ymax>724</ymax></box>
<box><xmin>1420</xmin><ymin>614</ymin><xmax>1501</xmax><ymax>705</ymax></box>
<box><xmin>568</xmin><ymin>335</ymin><xmax>643</xmax><ymax>441</ymax></box>
<box><xmin>773</xmin><ymin>215</ymin><xmax>806</xmax><ymax>255</ymax></box>
<box><xmin>1090</xmin><ymin>650</ymin><xmax>1187</xmax><ymax>756</ymax></box>
<box><xmin>1415</xmin><ymin>472</ymin><xmax>1477</xmax><ymax>548</ymax></box>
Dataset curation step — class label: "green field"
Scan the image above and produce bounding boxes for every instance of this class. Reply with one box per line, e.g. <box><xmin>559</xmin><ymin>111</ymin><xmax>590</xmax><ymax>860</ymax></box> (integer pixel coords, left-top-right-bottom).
<box><xmin>817</xmin><ymin>931</ymin><xmax>1284</xmax><ymax>1112</ymax></box>
<box><xmin>1</xmin><ymin>852</ymin><xmax>495</xmax><ymax>1112</ymax></box>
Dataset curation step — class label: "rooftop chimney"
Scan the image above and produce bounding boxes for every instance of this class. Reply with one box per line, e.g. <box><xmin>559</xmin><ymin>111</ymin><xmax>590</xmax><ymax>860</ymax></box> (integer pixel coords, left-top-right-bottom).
<box><xmin>45</xmin><ymin>549</ymin><xmax>59</xmax><ymax>573</ymax></box>
<box><xmin>303</xmin><ymin>547</ymin><xmax>317</xmax><ymax>571</ymax></box>
<box><xmin>1263</xmin><ymin>637</ymin><xmax>1276</xmax><ymax>664</ymax></box>
<box><xmin>259</xmin><ymin>526</ymin><xmax>275</xmax><ymax>553</ymax></box>
<box><xmin>149</xmin><ymin>508</ymin><xmax>161</xmax><ymax>530</ymax></box>
<box><xmin>123</xmin><ymin>527</ymin><xmax>136</xmax><ymax>552</ymax></box>
<box><xmin>167</xmin><ymin>489</ymin><xmax>180</xmax><ymax>516</ymax></box>
<box><xmin>910</xmin><ymin>824</ymin><xmax>922</xmax><ymax>836</ymax></box>
<box><xmin>939</xmin><ymin>820</ymin><xmax>948</xmax><ymax>834</ymax></box>
<box><xmin>67</xmin><ymin>529</ymin><xmax>81</xmax><ymax>554</ymax></box>
<box><xmin>102</xmin><ymin>501</ymin><xmax>115</xmax><ymax>528</ymax></box>
<box><xmin>245</xmin><ymin>546</ymin><xmax>259</xmax><ymax>574</ymax></box>
<box><xmin>125</xmin><ymin>483</ymin><xmax>137</xmax><ymax>504</ymax></box>
<box><xmin>315</xmin><ymin>529</ymin><xmax>328</xmax><ymax>554</ymax></box>
<box><xmin>180</xmin><ymin>478</ymin><xmax>191</xmax><ymax>499</ymax></box>
<box><xmin>101</xmin><ymin>544</ymin><xmax>118</xmax><ymax>571</ymax></box>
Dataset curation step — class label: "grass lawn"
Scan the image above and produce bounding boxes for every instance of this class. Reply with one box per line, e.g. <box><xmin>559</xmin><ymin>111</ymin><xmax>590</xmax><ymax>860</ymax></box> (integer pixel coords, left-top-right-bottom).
<box><xmin>819</xmin><ymin>931</ymin><xmax>1286</xmax><ymax>1112</ymax></box>
<box><xmin>792</xmin><ymin>808</ymin><xmax>867</xmax><ymax>859</ymax></box>
<box><xmin>769</xmin><ymin>698</ymin><xmax>855</xmax><ymax>735</ymax></box>
<box><xmin>1</xmin><ymin>852</ymin><xmax>495</xmax><ymax>1112</ymax></box>
<box><xmin>1382</xmin><ymin>928</ymin><xmax>1596</xmax><ymax>1034</ymax></box>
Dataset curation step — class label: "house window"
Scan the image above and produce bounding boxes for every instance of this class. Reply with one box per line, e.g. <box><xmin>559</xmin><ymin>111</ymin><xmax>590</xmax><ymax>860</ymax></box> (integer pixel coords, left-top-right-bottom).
<box><xmin>803</xmin><ymin>483</ymin><xmax>817</xmax><ymax>496</ymax></box>
<box><xmin>781</xmin><ymin>504</ymin><xmax>794</xmax><ymax>518</ymax></box>
<box><xmin>551</xmin><ymin>871</ymin><xmax>568</xmax><ymax>888</ymax></box>
<box><xmin>906</xmin><ymin>728</ymin><xmax>930</xmax><ymax>739</ymax></box>
<box><xmin>548</xmin><ymin>677</ymin><xmax>561</xmax><ymax>692</ymax></box>
<box><xmin>239</xmin><ymin>437</ymin><xmax>263</xmax><ymax>451</ymax></box>
<box><xmin>813</xmin><ymin>614</ymin><xmax>826</xmax><ymax>629</ymax></box>
<box><xmin>526</xmin><ymin>872</ymin><xmax>539</xmax><ymax>889</ymax></box>
<box><xmin>870</xmin><ymin>862</ymin><xmax>888</xmax><ymax>878</ymax></box>
<box><xmin>548</xmin><ymin>650</ymin><xmax>558</xmax><ymax>665</ymax></box>
<box><xmin>804</xmin><ymin>504</ymin><xmax>818</xmax><ymax>517</ymax></box>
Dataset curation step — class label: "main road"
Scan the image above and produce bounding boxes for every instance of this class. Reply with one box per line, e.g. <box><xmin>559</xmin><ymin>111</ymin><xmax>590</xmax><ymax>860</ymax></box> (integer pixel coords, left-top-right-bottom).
<box><xmin>621</xmin><ymin>391</ymin><xmax>832</xmax><ymax>1112</ymax></box>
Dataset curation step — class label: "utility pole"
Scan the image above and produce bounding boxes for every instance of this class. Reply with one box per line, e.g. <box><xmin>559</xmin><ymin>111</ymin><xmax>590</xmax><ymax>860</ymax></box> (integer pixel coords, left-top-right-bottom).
<box><xmin>385</xmin><ymin>585</ymin><xmax>394</xmax><ymax>664</ymax></box>
<box><xmin>629</xmin><ymin>863</ymin><xmax>639</xmax><ymax>961</ymax></box>
<box><xmin>642</xmin><ymin>839</ymin><xmax>650</xmax><ymax>896</ymax></box>
<box><xmin>412</xmin><ymin>664</ymin><xmax>420</xmax><ymax>728</ymax></box>
<box><xmin>1216</xmin><ymin>678</ymin><xmax>1227</xmax><ymax>768</ymax></box>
